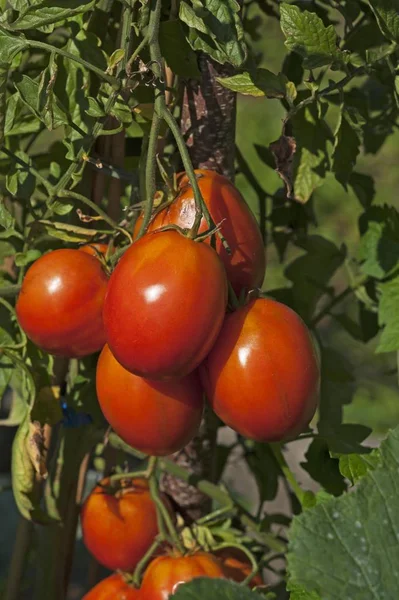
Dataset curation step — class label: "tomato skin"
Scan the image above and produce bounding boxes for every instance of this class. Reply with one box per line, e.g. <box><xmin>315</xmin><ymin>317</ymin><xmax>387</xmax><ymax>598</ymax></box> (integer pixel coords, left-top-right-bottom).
<box><xmin>140</xmin><ymin>552</ymin><xmax>225</xmax><ymax>600</ymax></box>
<box><xmin>81</xmin><ymin>478</ymin><xmax>169</xmax><ymax>572</ymax></box>
<box><xmin>133</xmin><ymin>209</ymin><xmax>167</xmax><ymax>240</ymax></box>
<box><xmin>83</xmin><ymin>574</ymin><xmax>140</xmax><ymax>600</ymax></box>
<box><xmin>16</xmin><ymin>249</ymin><xmax>108</xmax><ymax>357</ymax></box>
<box><xmin>103</xmin><ymin>230</ymin><xmax>227</xmax><ymax>379</ymax></box>
<box><xmin>96</xmin><ymin>344</ymin><xmax>204</xmax><ymax>455</ymax></box>
<box><xmin>214</xmin><ymin>548</ymin><xmax>263</xmax><ymax>588</ymax></box>
<box><xmin>79</xmin><ymin>243</ymin><xmax>109</xmax><ymax>258</ymax></box>
<box><xmin>201</xmin><ymin>298</ymin><xmax>320</xmax><ymax>442</ymax></box>
<box><xmin>169</xmin><ymin>170</ymin><xmax>265</xmax><ymax>295</ymax></box>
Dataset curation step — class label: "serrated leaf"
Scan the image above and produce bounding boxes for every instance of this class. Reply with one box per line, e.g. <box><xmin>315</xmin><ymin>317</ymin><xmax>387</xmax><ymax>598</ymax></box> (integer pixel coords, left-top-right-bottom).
<box><xmin>0</xmin><ymin>32</ymin><xmax>27</xmax><ymax>62</ymax></box>
<box><xmin>280</xmin><ymin>3</ymin><xmax>342</xmax><ymax>69</ymax></box>
<box><xmin>368</xmin><ymin>0</ymin><xmax>399</xmax><ymax>42</ymax></box>
<box><xmin>10</xmin><ymin>0</ymin><xmax>95</xmax><ymax>31</ymax></box>
<box><xmin>287</xmin><ymin>424</ymin><xmax>399</xmax><ymax>599</ymax></box>
<box><xmin>179</xmin><ymin>0</ymin><xmax>247</xmax><ymax>68</ymax></box>
<box><xmin>217</xmin><ymin>68</ymin><xmax>288</xmax><ymax>98</ymax></box>
<box><xmin>171</xmin><ymin>577</ymin><xmax>265</xmax><ymax>599</ymax></box>
<box><xmin>0</xmin><ymin>198</ymin><xmax>15</xmax><ymax>230</ymax></box>
<box><xmin>359</xmin><ymin>206</ymin><xmax>399</xmax><ymax>279</ymax></box>
<box><xmin>14</xmin><ymin>74</ymin><xmax>68</xmax><ymax>130</ymax></box>
<box><xmin>85</xmin><ymin>96</ymin><xmax>106</xmax><ymax>118</ymax></box>
<box><xmin>376</xmin><ymin>276</ymin><xmax>399</xmax><ymax>352</ymax></box>
<box><xmin>333</xmin><ymin>110</ymin><xmax>361</xmax><ymax>189</ymax></box>
<box><xmin>159</xmin><ymin>20</ymin><xmax>200</xmax><ymax>77</ymax></box>
<box><xmin>337</xmin><ymin>451</ymin><xmax>381</xmax><ymax>485</ymax></box>
<box><xmin>15</xmin><ymin>249</ymin><xmax>41</xmax><ymax>267</ymax></box>
<box><xmin>287</xmin><ymin>582</ymin><xmax>321</xmax><ymax>600</ymax></box>
<box><xmin>5</xmin><ymin>149</ymin><xmax>36</xmax><ymax>200</ymax></box>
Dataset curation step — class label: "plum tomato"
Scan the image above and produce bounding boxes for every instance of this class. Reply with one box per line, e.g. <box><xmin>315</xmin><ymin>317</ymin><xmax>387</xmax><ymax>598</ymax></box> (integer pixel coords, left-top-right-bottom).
<box><xmin>201</xmin><ymin>298</ymin><xmax>320</xmax><ymax>442</ymax></box>
<box><xmin>81</xmin><ymin>478</ymin><xmax>171</xmax><ymax>572</ymax></box>
<box><xmin>79</xmin><ymin>243</ymin><xmax>109</xmax><ymax>258</ymax></box>
<box><xmin>16</xmin><ymin>249</ymin><xmax>108</xmax><ymax>357</ymax></box>
<box><xmin>140</xmin><ymin>552</ymin><xmax>225</xmax><ymax>600</ymax></box>
<box><xmin>103</xmin><ymin>229</ymin><xmax>227</xmax><ymax>379</ymax></box>
<box><xmin>96</xmin><ymin>344</ymin><xmax>204</xmax><ymax>456</ymax></box>
<box><xmin>83</xmin><ymin>573</ymin><xmax>141</xmax><ymax>600</ymax></box>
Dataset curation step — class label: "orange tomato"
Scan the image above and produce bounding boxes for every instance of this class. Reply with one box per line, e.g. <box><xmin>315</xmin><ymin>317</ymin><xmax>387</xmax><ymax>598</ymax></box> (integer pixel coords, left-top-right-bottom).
<box><xmin>83</xmin><ymin>573</ymin><xmax>141</xmax><ymax>599</ymax></box>
<box><xmin>214</xmin><ymin>548</ymin><xmax>263</xmax><ymax>588</ymax></box>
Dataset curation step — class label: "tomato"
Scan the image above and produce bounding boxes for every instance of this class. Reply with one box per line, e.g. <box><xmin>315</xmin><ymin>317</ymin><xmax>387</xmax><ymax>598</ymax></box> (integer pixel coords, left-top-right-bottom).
<box><xmin>133</xmin><ymin>209</ymin><xmax>167</xmax><ymax>240</ymax></box>
<box><xmin>214</xmin><ymin>548</ymin><xmax>263</xmax><ymax>588</ymax></box>
<box><xmin>79</xmin><ymin>243</ymin><xmax>109</xmax><ymax>258</ymax></box>
<box><xmin>16</xmin><ymin>249</ymin><xmax>108</xmax><ymax>357</ymax></box>
<box><xmin>103</xmin><ymin>230</ymin><xmax>227</xmax><ymax>379</ymax></box>
<box><xmin>83</xmin><ymin>574</ymin><xmax>140</xmax><ymax>600</ymax></box>
<box><xmin>96</xmin><ymin>344</ymin><xmax>204</xmax><ymax>455</ymax></box>
<box><xmin>140</xmin><ymin>552</ymin><xmax>225</xmax><ymax>600</ymax></box>
<box><xmin>146</xmin><ymin>170</ymin><xmax>266</xmax><ymax>295</ymax></box>
<box><xmin>81</xmin><ymin>478</ymin><xmax>170</xmax><ymax>572</ymax></box>
<box><xmin>201</xmin><ymin>298</ymin><xmax>320</xmax><ymax>442</ymax></box>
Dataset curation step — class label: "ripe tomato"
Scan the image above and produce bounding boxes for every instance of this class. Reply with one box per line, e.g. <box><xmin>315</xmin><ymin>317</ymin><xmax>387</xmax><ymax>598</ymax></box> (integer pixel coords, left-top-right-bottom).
<box><xmin>214</xmin><ymin>548</ymin><xmax>263</xmax><ymax>588</ymax></box>
<box><xmin>140</xmin><ymin>552</ymin><xmax>225</xmax><ymax>599</ymax></box>
<box><xmin>165</xmin><ymin>170</ymin><xmax>266</xmax><ymax>294</ymax></box>
<box><xmin>201</xmin><ymin>298</ymin><xmax>320</xmax><ymax>442</ymax></box>
<box><xmin>96</xmin><ymin>345</ymin><xmax>204</xmax><ymax>455</ymax></box>
<box><xmin>16</xmin><ymin>249</ymin><xmax>108</xmax><ymax>357</ymax></box>
<box><xmin>133</xmin><ymin>209</ymin><xmax>167</xmax><ymax>240</ymax></box>
<box><xmin>81</xmin><ymin>478</ymin><xmax>170</xmax><ymax>572</ymax></box>
<box><xmin>79</xmin><ymin>243</ymin><xmax>109</xmax><ymax>258</ymax></box>
<box><xmin>83</xmin><ymin>574</ymin><xmax>140</xmax><ymax>600</ymax></box>
<box><xmin>103</xmin><ymin>230</ymin><xmax>227</xmax><ymax>379</ymax></box>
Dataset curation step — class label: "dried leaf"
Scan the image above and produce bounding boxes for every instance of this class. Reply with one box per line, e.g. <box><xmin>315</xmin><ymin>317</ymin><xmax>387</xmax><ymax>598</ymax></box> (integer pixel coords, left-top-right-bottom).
<box><xmin>269</xmin><ymin>135</ymin><xmax>297</xmax><ymax>199</ymax></box>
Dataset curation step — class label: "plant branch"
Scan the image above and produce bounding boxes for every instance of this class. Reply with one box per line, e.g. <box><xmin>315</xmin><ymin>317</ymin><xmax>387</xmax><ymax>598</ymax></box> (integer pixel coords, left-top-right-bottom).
<box><xmin>310</xmin><ymin>275</ymin><xmax>368</xmax><ymax>327</ymax></box>
<box><xmin>269</xmin><ymin>443</ymin><xmax>305</xmax><ymax>507</ymax></box>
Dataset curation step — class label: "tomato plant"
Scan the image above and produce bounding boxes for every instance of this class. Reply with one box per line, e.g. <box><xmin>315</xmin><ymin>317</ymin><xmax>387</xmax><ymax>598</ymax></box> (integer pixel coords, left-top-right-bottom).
<box><xmin>140</xmin><ymin>552</ymin><xmax>226</xmax><ymax>600</ymax></box>
<box><xmin>201</xmin><ymin>298</ymin><xmax>320</xmax><ymax>442</ymax></box>
<box><xmin>96</xmin><ymin>344</ymin><xmax>204</xmax><ymax>456</ymax></box>
<box><xmin>83</xmin><ymin>573</ymin><xmax>140</xmax><ymax>600</ymax></box>
<box><xmin>81</xmin><ymin>478</ymin><xmax>170</xmax><ymax>572</ymax></box>
<box><xmin>16</xmin><ymin>249</ymin><xmax>108</xmax><ymax>357</ymax></box>
<box><xmin>103</xmin><ymin>230</ymin><xmax>227</xmax><ymax>379</ymax></box>
<box><xmin>2</xmin><ymin>0</ymin><xmax>399</xmax><ymax>599</ymax></box>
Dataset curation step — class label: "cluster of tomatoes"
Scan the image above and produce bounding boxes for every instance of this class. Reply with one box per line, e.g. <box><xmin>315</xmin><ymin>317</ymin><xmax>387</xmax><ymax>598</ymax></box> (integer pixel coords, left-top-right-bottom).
<box><xmin>15</xmin><ymin>169</ymin><xmax>320</xmax><ymax>597</ymax></box>
<box><xmin>81</xmin><ymin>477</ymin><xmax>262</xmax><ymax>599</ymax></box>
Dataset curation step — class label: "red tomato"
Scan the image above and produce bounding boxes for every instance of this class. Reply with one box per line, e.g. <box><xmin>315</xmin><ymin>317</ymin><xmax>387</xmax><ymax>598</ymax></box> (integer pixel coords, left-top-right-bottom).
<box><xmin>140</xmin><ymin>552</ymin><xmax>225</xmax><ymax>600</ymax></box>
<box><xmin>103</xmin><ymin>230</ymin><xmax>227</xmax><ymax>379</ymax></box>
<box><xmin>83</xmin><ymin>573</ymin><xmax>140</xmax><ymax>600</ymax></box>
<box><xmin>133</xmin><ymin>209</ymin><xmax>167</xmax><ymax>240</ymax></box>
<box><xmin>168</xmin><ymin>170</ymin><xmax>265</xmax><ymax>295</ymax></box>
<box><xmin>16</xmin><ymin>249</ymin><xmax>108</xmax><ymax>357</ymax></box>
<box><xmin>81</xmin><ymin>478</ymin><xmax>170</xmax><ymax>572</ymax></box>
<box><xmin>96</xmin><ymin>344</ymin><xmax>204</xmax><ymax>455</ymax></box>
<box><xmin>214</xmin><ymin>548</ymin><xmax>263</xmax><ymax>588</ymax></box>
<box><xmin>201</xmin><ymin>298</ymin><xmax>320</xmax><ymax>442</ymax></box>
<box><xmin>79</xmin><ymin>243</ymin><xmax>109</xmax><ymax>258</ymax></box>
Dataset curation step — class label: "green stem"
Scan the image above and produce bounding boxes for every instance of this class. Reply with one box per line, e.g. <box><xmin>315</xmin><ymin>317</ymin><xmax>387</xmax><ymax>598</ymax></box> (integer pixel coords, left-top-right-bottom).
<box><xmin>27</xmin><ymin>40</ymin><xmax>119</xmax><ymax>87</ymax></box>
<box><xmin>137</xmin><ymin>0</ymin><xmax>163</xmax><ymax>238</ymax></box>
<box><xmin>310</xmin><ymin>274</ymin><xmax>368</xmax><ymax>327</ymax></box>
<box><xmin>0</xmin><ymin>147</ymin><xmax>54</xmax><ymax>194</ymax></box>
<box><xmin>4</xmin><ymin>518</ymin><xmax>33</xmax><ymax>600</ymax></box>
<box><xmin>126</xmin><ymin>34</ymin><xmax>150</xmax><ymax>75</ymax></box>
<box><xmin>269</xmin><ymin>443</ymin><xmax>304</xmax><ymax>507</ymax></box>
<box><xmin>57</xmin><ymin>190</ymin><xmax>132</xmax><ymax>243</ymax></box>
<box><xmin>149</xmin><ymin>469</ymin><xmax>184</xmax><ymax>553</ymax></box>
<box><xmin>132</xmin><ymin>537</ymin><xmax>162</xmax><ymax>587</ymax></box>
<box><xmin>0</xmin><ymin>284</ymin><xmax>21</xmax><ymax>297</ymax></box>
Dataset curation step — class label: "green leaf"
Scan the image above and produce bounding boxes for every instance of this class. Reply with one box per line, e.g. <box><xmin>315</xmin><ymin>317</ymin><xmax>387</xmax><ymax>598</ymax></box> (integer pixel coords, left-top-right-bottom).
<box><xmin>359</xmin><ymin>206</ymin><xmax>399</xmax><ymax>280</ymax></box>
<box><xmin>0</xmin><ymin>198</ymin><xmax>15</xmax><ymax>230</ymax></box>
<box><xmin>333</xmin><ymin>110</ymin><xmax>361</xmax><ymax>189</ymax></box>
<box><xmin>337</xmin><ymin>450</ymin><xmax>381</xmax><ymax>485</ymax></box>
<box><xmin>301</xmin><ymin>438</ymin><xmax>346</xmax><ymax>496</ymax></box>
<box><xmin>159</xmin><ymin>20</ymin><xmax>200</xmax><ymax>77</ymax></box>
<box><xmin>171</xmin><ymin>577</ymin><xmax>265</xmax><ymax>599</ymax></box>
<box><xmin>5</xmin><ymin>150</ymin><xmax>36</xmax><ymax>200</ymax></box>
<box><xmin>107</xmin><ymin>48</ymin><xmax>125</xmax><ymax>70</ymax></box>
<box><xmin>368</xmin><ymin>0</ymin><xmax>399</xmax><ymax>42</ymax></box>
<box><xmin>217</xmin><ymin>68</ymin><xmax>288</xmax><ymax>98</ymax></box>
<box><xmin>0</xmin><ymin>31</ymin><xmax>28</xmax><ymax>62</ymax></box>
<box><xmin>245</xmin><ymin>442</ymin><xmax>280</xmax><ymax>502</ymax></box>
<box><xmin>179</xmin><ymin>0</ymin><xmax>247</xmax><ymax>68</ymax></box>
<box><xmin>15</xmin><ymin>249</ymin><xmax>41</xmax><ymax>267</ymax></box>
<box><xmin>14</xmin><ymin>74</ymin><xmax>68</xmax><ymax>130</ymax></box>
<box><xmin>376</xmin><ymin>275</ymin><xmax>399</xmax><ymax>352</ymax></box>
<box><xmin>287</xmin><ymin>424</ymin><xmax>399</xmax><ymax>599</ymax></box>
<box><xmin>10</xmin><ymin>0</ymin><xmax>96</xmax><ymax>31</ymax></box>
<box><xmin>287</xmin><ymin>582</ymin><xmax>321</xmax><ymax>600</ymax></box>
<box><xmin>280</xmin><ymin>3</ymin><xmax>343</xmax><ymax>69</ymax></box>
